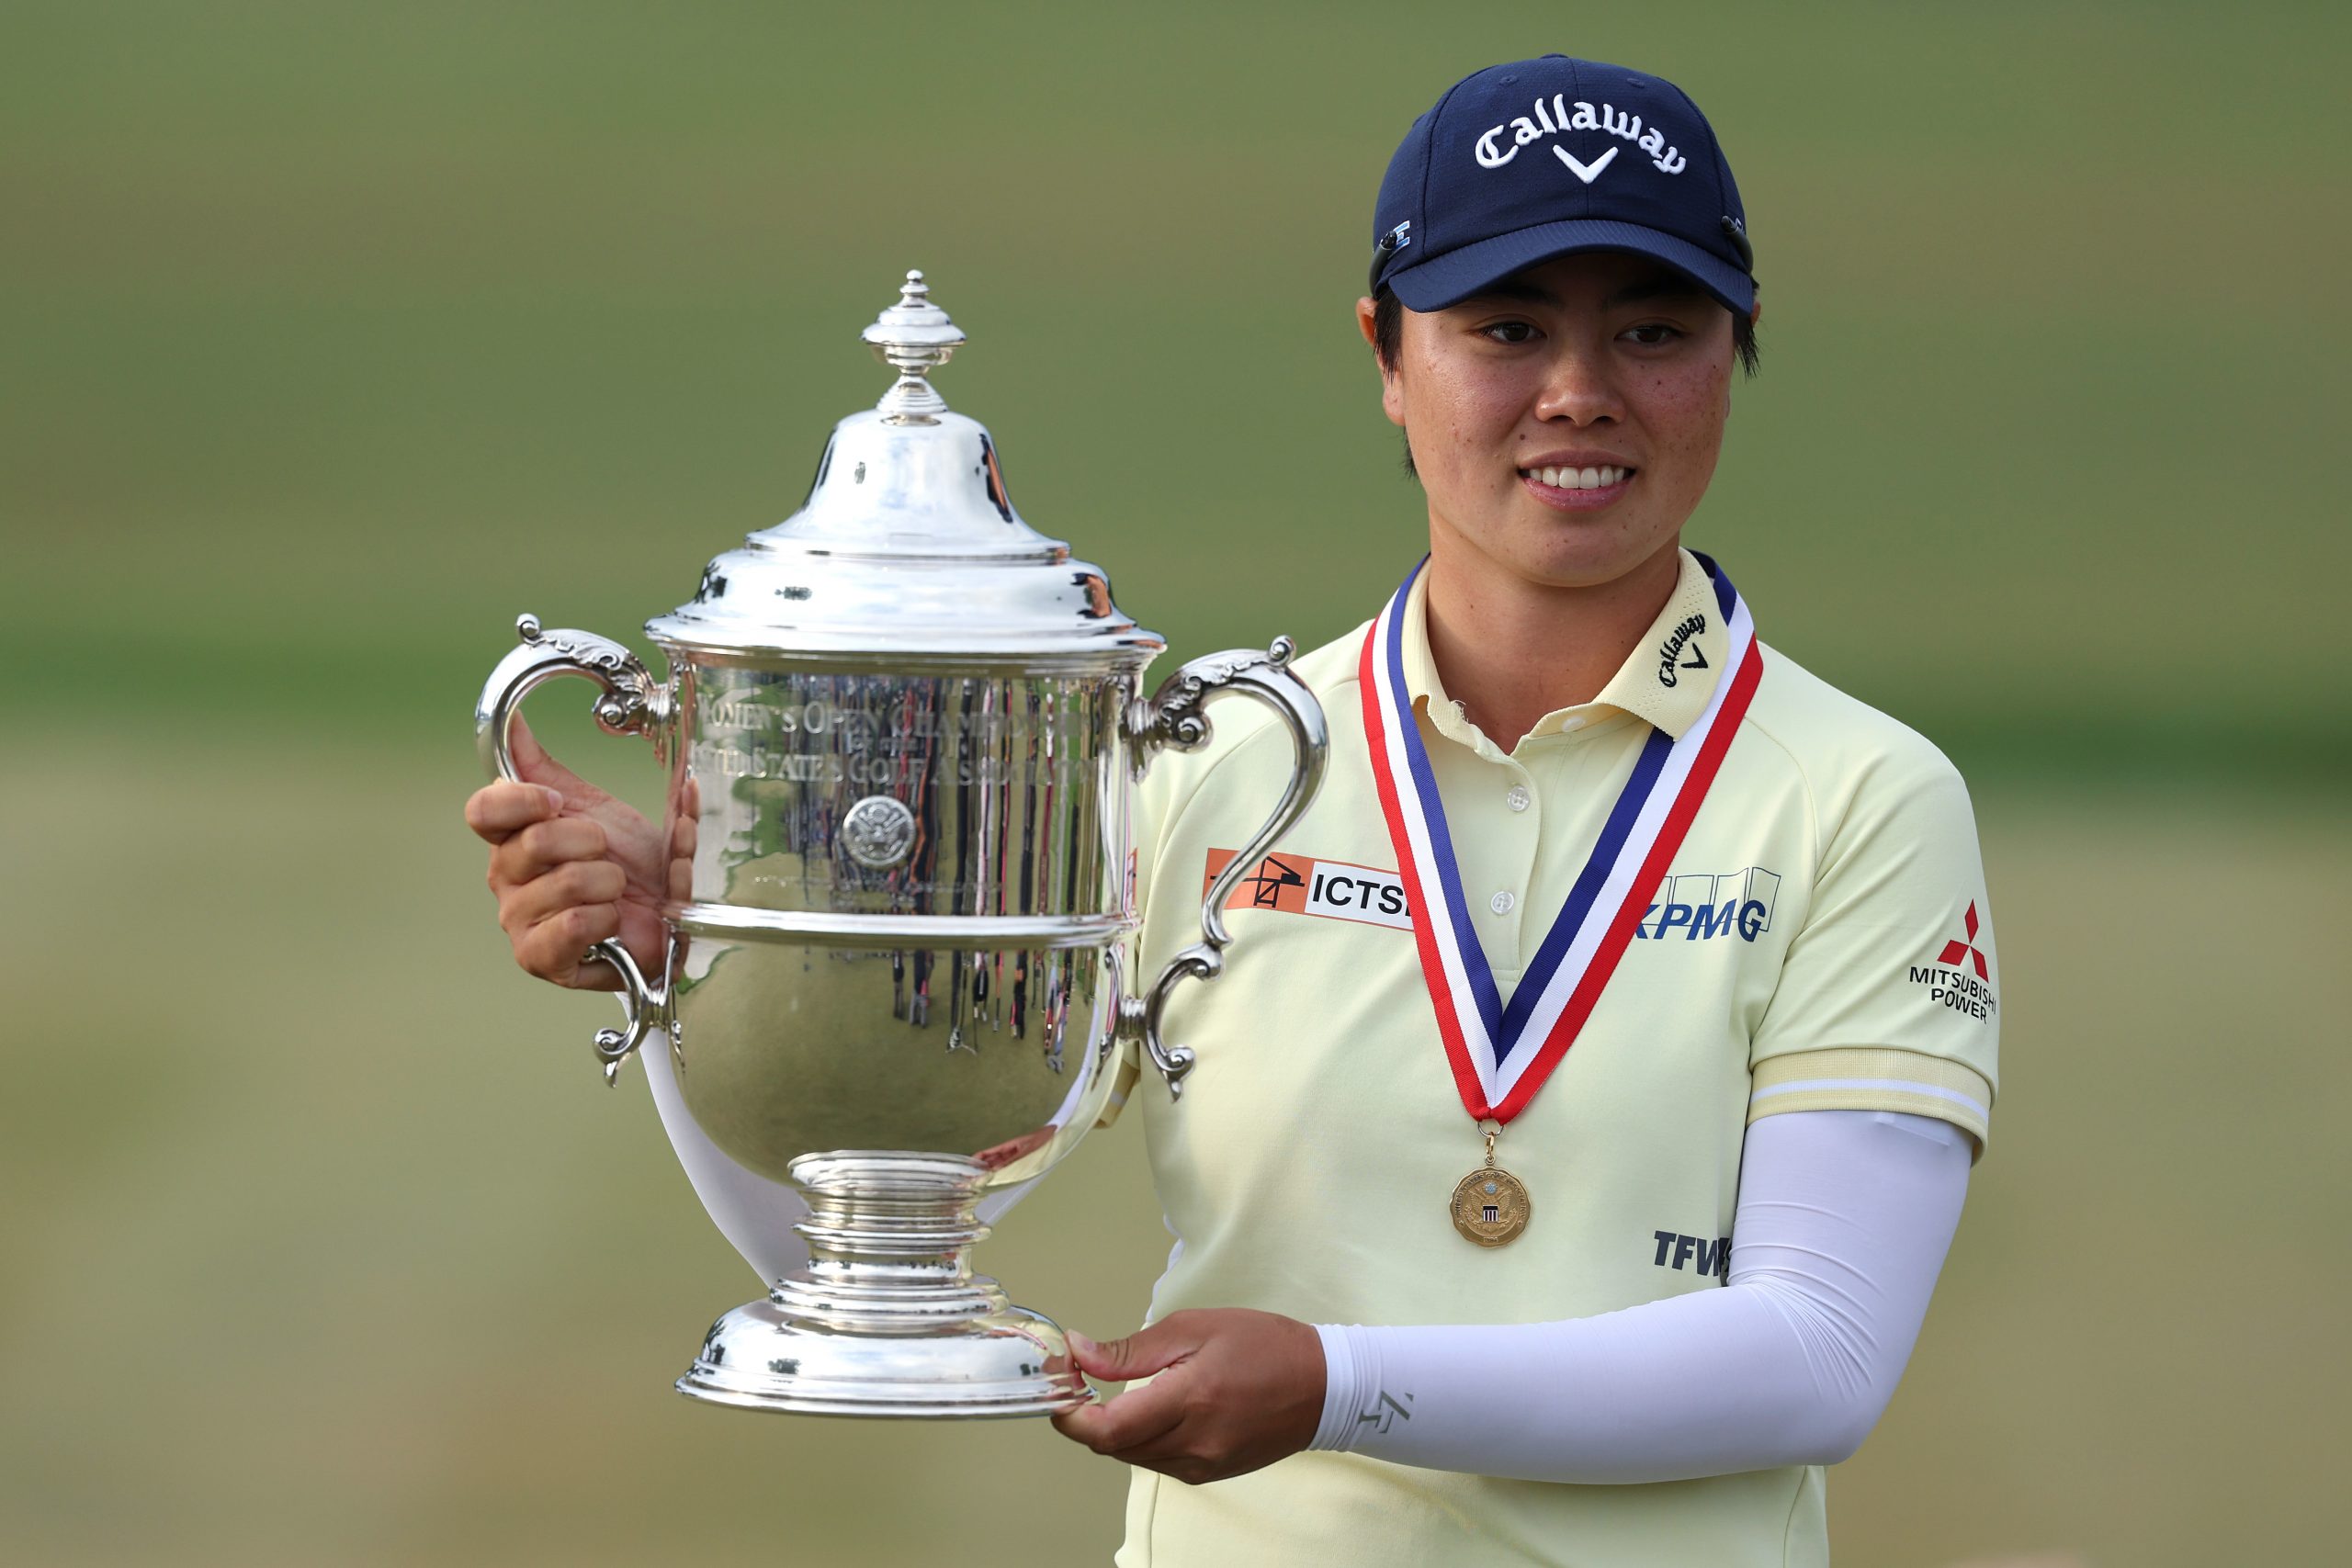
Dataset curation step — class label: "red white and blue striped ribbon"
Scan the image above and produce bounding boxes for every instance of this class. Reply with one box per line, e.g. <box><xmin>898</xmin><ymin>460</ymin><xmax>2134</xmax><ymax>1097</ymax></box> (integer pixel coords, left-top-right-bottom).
<box><xmin>1358</xmin><ymin>554</ymin><xmax>1764</xmax><ymax>1123</ymax></box>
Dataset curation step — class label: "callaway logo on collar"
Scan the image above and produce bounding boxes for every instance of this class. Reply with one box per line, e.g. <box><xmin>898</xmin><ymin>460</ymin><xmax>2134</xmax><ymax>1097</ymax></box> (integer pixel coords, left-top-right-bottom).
<box><xmin>1370</xmin><ymin>55</ymin><xmax>1755</xmax><ymax>315</ymax></box>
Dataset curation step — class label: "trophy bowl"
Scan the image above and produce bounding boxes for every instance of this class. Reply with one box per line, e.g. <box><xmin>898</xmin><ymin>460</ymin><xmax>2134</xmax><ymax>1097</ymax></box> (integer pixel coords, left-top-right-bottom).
<box><xmin>473</xmin><ymin>272</ymin><xmax>1327</xmax><ymax>1418</ymax></box>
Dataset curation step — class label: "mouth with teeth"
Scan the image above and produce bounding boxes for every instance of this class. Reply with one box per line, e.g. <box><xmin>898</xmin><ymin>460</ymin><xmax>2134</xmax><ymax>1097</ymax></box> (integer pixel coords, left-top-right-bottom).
<box><xmin>1519</xmin><ymin>462</ymin><xmax>1636</xmax><ymax>510</ymax></box>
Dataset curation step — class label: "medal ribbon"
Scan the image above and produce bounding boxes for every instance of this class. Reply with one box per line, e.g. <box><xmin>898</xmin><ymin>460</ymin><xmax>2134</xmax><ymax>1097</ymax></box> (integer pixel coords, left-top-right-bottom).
<box><xmin>1358</xmin><ymin>554</ymin><xmax>1763</xmax><ymax>1124</ymax></box>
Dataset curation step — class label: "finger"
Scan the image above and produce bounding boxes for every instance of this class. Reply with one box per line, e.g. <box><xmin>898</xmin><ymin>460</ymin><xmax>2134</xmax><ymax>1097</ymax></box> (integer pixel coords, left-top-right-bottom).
<box><xmin>496</xmin><ymin>860</ymin><xmax>629</xmax><ymax>936</ymax></box>
<box><xmin>465</xmin><ymin>781</ymin><xmax>568</xmax><ymax>846</ymax></box>
<box><xmin>616</xmin><ymin>901</ymin><xmax>669</xmax><ymax>977</ymax></box>
<box><xmin>1069</xmin><ymin>1324</ymin><xmax>1193</xmax><ymax>1382</ymax></box>
<box><xmin>1094</xmin><ymin>1396</ymin><xmax>1266</xmax><ymax>1487</ymax></box>
<box><xmin>1091</xmin><ymin>1438</ymin><xmax>1223</xmax><ymax>1485</ymax></box>
<box><xmin>666</xmin><ymin>813</ymin><xmax>698</xmax><ymax>902</ymax></box>
<box><xmin>488</xmin><ymin>818</ymin><xmax>610</xmax><ymax>887</ymax></box>
<box><xmin>513</xmin><ymin>902</ymin><xmax>626</xmax><ymax>988</ymax></box>
<box><xmin>1052</xmin><ymin>1376</ymin><xmax>1188</xmax><ymax>1456</ymax></box>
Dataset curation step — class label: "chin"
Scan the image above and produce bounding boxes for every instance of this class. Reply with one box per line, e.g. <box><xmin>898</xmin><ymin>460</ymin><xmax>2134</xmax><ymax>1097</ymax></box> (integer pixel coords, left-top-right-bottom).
<box><xmin>1511</xmin><ymin>533</ymin><xmax>1676</xmax><ymax>592</ymax></box>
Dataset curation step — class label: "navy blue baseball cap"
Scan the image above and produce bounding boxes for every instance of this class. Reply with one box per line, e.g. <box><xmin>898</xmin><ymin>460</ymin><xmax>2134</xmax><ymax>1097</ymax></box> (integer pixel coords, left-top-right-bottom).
<box><xmin>1371</xmin><ymin>56</ymin><xmax>1755</xmax><ymax>315</ymax></box>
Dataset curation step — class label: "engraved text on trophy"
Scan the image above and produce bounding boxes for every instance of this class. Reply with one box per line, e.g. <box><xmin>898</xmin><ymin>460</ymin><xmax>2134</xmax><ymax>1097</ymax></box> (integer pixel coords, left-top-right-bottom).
<box><xmin>682</xmin><ymin>671</ymin><xmax>1120</xmax><ymax>919</ymax></box>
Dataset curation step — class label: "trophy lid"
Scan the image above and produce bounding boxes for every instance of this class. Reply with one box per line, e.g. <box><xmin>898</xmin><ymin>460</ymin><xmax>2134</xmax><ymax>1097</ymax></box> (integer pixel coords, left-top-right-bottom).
<box><xmin>646</xmin><ymin>271</ymin><xmax>1164</xmax><ymax>668</ymax></box>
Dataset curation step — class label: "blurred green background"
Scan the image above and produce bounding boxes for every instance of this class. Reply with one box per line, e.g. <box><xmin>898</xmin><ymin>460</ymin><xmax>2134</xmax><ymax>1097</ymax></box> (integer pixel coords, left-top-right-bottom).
<box><xmin>5</xmin><ymin>2</ymin><xmax>2346</xmax><ymax>1564</ymax></box>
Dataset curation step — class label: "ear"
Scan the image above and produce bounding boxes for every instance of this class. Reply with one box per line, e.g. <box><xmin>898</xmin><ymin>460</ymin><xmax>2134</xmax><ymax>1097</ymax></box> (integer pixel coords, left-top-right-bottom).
<box><xmin>1355</xmin><ymin>296</ymin><xmax>1407</xmax><ymax>428</ymax></box>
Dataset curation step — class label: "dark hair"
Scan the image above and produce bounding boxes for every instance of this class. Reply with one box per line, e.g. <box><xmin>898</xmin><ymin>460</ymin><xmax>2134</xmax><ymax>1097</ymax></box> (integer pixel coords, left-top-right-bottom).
<box><xmin>1372</xmin><ymin>284</ymin><xmax>1758</xmax><ymax>477</ymax></box>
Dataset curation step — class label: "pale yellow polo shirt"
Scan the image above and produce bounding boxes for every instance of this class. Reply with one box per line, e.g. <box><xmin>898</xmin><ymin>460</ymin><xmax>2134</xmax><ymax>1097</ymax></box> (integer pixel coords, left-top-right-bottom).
<box><xmin>1103</xmin><ymin>548</ymin><xmax>1999</xmax><ymax>1568</ymax></box>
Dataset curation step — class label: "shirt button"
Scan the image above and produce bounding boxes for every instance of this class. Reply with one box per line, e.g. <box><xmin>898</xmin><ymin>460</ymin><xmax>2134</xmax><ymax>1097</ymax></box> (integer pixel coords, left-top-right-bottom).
<box><xmin>1505</xmin><ymin>784</ymin><xmax>1531</xmax><ymax>812</ymax></box>
<box><xmin>1490</xmin><ymin>890</ymin><xmax>1516</xmax><ymax>915</ymax></box>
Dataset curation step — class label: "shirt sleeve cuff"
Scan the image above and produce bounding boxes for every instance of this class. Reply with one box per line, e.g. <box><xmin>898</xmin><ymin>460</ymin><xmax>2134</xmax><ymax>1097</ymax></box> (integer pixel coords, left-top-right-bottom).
<box><xmin>1748</xmin><ymin>1046</ymin><xmax>1993</xmax><ymax>1156</ymax></box>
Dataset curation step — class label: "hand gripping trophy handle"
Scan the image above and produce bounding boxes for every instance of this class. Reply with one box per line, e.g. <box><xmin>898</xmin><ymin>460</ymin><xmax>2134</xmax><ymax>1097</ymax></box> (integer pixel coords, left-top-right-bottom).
<box><xmin>474</xmin><ymin>614</ymin><xmax>673</xmax><ymax>1085</ymax></box>
<box><xmin>1122</xmin><ymin>637</ymin><xmax>1329</xmax><ymax>1098</ymax></box>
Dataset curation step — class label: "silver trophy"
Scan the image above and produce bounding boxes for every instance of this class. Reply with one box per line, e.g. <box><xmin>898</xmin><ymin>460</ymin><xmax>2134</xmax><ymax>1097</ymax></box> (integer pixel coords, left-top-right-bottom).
<box><xmin>474</xmin><ymin>272</ymin><xmax>1328</xmax><ymax>1418</ymax></box>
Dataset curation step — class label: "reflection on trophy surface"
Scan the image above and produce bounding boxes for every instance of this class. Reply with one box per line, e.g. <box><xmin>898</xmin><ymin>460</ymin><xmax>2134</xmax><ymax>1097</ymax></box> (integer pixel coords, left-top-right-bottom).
<box><xmin>474</xmin><ymin>271</ymin><xmax>1328</xmax><ymax>1418</ymax></box>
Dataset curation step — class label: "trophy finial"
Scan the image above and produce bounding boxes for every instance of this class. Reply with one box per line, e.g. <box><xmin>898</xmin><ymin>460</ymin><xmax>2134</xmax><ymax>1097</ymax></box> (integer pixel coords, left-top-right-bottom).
<box><xmin>861</xmin><ymin>267</ymin><xmax>967</xmax><ymax>424</ymax></box>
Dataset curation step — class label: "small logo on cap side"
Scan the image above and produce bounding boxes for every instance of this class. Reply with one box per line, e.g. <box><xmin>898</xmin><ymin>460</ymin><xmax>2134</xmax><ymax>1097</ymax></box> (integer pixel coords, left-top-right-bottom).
<box><xmin>1719</xmin><ymin>215</ymin><xmax>1754</xmax><ymax>269</ymax></box>
<box><xmin>1378</xmin><ymin>219</ymin><xmax>1412</xmax><ymax>254</ymax></box>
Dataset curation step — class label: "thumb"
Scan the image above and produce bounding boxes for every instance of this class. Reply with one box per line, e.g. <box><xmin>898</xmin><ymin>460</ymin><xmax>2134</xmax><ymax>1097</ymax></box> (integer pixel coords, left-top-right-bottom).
<box><xmin>1068</xmin><ymin>1324</ymin><xmax>1190</xmax><ymax>1382</ymax></box>
<box><xmin>507</xmin><ymin>715</ymin><xmax>594</xmax><ymax>799</ymax></box>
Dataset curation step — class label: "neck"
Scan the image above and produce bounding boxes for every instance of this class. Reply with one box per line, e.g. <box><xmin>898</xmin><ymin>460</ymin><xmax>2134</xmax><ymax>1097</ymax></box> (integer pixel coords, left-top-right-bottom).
<box><xmin>1421</xmin><ymin>537</ymin><xmax>1682</xmax><ymax>751</ymax></box>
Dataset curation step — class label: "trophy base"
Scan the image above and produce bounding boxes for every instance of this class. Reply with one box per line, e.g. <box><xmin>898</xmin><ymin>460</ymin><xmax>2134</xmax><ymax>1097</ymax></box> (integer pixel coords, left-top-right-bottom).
<box><xmin>677</xmin><ymin>1294</ymin><xmax>1086</xmax><ymax>1419</ymax></box>
<box><xmin>674</xmin><ymin>1151</ymin><xmax>1089</xmax><ymax>1419</ymax></box>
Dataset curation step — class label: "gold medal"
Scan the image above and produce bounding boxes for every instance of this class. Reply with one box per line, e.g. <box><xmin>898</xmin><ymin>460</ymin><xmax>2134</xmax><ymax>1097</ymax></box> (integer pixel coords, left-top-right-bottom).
<box><xmin>1450</xmin><ymin>1121</ymin><xmax>1530</xmax><ymax>1247</ymax></box>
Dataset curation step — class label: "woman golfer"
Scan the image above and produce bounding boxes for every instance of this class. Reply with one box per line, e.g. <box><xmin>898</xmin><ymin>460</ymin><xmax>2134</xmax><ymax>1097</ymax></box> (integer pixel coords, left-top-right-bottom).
<box><xmin>466</xmin><ymin>55</ymin><xmax>1999</xmax><ymax>1568</ymax></box>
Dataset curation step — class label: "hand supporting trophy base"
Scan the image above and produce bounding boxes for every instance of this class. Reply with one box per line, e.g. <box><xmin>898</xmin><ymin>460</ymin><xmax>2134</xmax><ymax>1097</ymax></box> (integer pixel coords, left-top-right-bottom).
<box><xmin>472</xmin><ymin>269</ymin><xmax>1329</xmax><ymax>1421</ymax></box>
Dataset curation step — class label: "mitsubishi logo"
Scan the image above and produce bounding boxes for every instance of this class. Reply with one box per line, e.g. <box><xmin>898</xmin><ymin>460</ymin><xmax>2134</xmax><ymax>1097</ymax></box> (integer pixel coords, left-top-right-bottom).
<box><xmin>1937</xmin><ymin>902</ymin><xmax>1991</xmax><ymax>981</ymax></box>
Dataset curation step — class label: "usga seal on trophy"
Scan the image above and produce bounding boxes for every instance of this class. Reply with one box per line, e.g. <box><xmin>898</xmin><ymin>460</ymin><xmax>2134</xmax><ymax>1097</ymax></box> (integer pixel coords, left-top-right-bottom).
<box><xmin>474</xmin><ymin>271</ymin><xmax>1329</xmax><ymax>1418</ymax></box>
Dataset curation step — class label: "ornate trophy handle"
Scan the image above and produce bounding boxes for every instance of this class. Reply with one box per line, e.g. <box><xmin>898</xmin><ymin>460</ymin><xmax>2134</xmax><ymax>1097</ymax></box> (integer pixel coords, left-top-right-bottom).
<box><xmin>1120</xmin><ymin>637</ymin><xmax>1329</xmax><ymax>1098</ymax></box>
<box><xmin>474</xmin><ymin>614</ymin><xmax>672</xmax><ymax>1085</ymax></box>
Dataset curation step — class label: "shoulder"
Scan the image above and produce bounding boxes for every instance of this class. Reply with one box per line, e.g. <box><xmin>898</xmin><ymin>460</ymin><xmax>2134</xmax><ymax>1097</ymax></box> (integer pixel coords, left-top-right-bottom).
<box><xmin>1741</xmin><ymin>641</ymin><xmax>1977</xmax><ymax>852</ymax></box>
<box><xmin>1745</xmin><ymin>641</ymin><xmax>1966</xmax><ymax>788</ymax></box>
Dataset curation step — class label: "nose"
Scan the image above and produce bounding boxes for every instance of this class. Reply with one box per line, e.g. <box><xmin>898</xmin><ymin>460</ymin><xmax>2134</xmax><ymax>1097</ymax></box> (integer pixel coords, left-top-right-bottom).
<box><xmin>1532</xmin><ymin>344</ymin><xmax>1624</xmax><ymax>427</ymax></box>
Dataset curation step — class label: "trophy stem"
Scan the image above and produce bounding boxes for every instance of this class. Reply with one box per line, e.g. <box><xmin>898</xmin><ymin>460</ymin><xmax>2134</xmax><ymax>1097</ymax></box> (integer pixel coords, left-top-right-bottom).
<box><xmin>777</xmin><ymin>1152</ymin><xmax>1008</xmax><ymax>1329</ymax></box>
<box><xmin>675</xmin><ymin>1153</ymin><xmax>1087</xmax><ymax>1418</ymax></box>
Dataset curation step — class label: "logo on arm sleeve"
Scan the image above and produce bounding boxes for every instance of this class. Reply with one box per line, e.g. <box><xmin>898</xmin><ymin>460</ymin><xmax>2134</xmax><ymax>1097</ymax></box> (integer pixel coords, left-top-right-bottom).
<box><xmin>1357</xmin><ymin>1390</ymin><xmax>1414</xmax><ymax>1434</ymax></box>
<box><xmin>1908</xmin><ymin>900</ymin><xmax>1998</xmax><ymax>1021</ymax></box>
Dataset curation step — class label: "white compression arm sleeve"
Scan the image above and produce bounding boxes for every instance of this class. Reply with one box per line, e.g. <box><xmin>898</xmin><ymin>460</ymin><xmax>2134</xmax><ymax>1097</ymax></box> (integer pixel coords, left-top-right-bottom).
<box><xmin>640</xmin><ymin>1039</ymin><xmax>1040</xmax><ymax>1284</ymax></box>
<box><xmin>1310</xmin><ymin>1109</ymin><xmax>1971</xmax><ymax>1483</ymax></box>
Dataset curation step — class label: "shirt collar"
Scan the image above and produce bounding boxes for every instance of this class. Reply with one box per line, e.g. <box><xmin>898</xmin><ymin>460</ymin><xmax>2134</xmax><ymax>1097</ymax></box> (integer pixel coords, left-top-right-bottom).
<box><xmin>1401</xmin><ymin>547</ymin><xmax>1730</xmax><ymax>747</ymax></box>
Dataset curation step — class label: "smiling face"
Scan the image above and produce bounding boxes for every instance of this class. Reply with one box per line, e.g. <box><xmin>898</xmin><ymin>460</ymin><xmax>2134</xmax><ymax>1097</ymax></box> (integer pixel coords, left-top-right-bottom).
<box><xmin>1363</xmin><ymin>250</ymin><xmax>1741</xmax><ymax>593</ymax></box>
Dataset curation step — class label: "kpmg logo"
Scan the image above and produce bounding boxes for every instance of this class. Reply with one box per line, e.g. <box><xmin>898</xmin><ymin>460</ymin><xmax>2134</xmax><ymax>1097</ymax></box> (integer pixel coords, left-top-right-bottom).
<box><xmin>1633</xmin><ymin>866</ymin><xmax>1781</xmax><ymax>942</ymax></box>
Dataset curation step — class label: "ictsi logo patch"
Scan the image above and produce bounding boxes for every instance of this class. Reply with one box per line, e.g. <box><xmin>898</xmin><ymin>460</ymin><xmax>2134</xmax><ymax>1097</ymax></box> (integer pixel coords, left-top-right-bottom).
<box><xmin>1203</xmin><ymin>850</ymin><xmax>1415</xmax><ymax>931</ymax></box>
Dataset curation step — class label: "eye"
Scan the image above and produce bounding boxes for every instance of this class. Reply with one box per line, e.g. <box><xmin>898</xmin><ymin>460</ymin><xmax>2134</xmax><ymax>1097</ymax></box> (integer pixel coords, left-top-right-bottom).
<box><xmin>1622</xmin><ymin>321</ymin><xmax>1685</xmax><ymax>346</ymax></box>
<box><xmin>1478</xmin><ymin>320</ymin><xmax>1540</xmax><ymax>345</ymax></box>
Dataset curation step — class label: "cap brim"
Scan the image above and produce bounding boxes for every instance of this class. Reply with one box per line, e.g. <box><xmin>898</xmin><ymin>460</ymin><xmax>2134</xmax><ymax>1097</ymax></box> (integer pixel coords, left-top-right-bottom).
<box><xmin>1386</xmin><ymin>219</ymin><xmax>1754</xmax><ymax>316</ymax></box>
